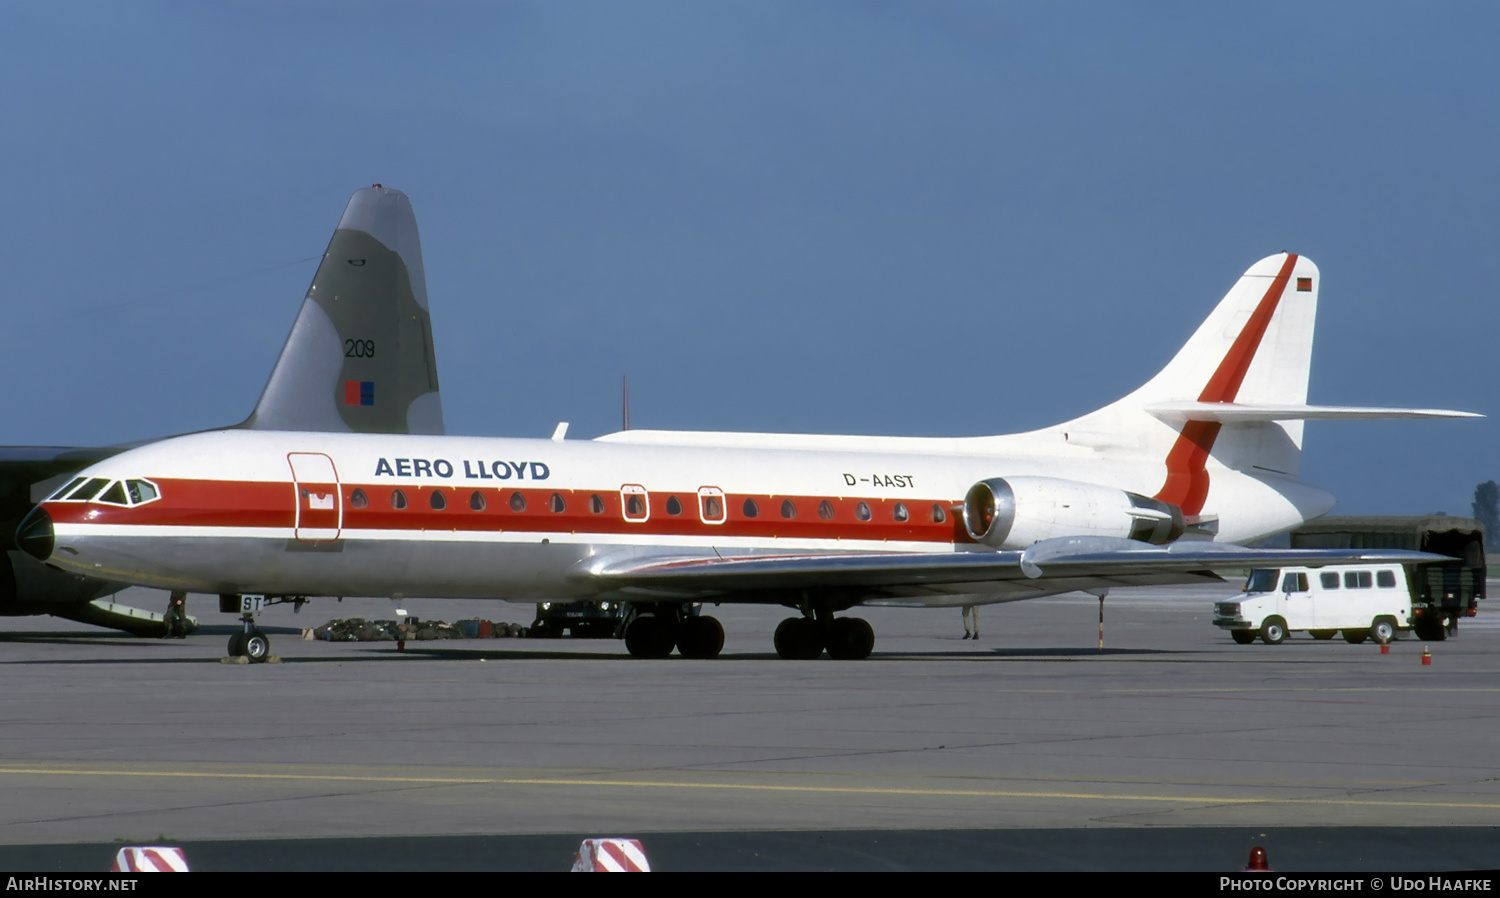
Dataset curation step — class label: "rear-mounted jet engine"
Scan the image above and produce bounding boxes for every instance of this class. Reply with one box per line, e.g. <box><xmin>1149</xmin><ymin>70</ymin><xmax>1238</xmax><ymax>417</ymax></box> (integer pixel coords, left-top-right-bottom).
<box><xmin>963</xmin><ymin>476</ymin><xmax>1184</xmax><ymax>549</ymax></box>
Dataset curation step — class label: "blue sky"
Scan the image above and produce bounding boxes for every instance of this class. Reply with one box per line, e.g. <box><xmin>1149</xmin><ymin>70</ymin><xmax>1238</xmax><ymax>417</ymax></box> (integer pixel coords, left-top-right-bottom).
<box><xmin>2</xmin><ymin>1</ymin><xmax>1494</xmax><ymax>516</ymax></box>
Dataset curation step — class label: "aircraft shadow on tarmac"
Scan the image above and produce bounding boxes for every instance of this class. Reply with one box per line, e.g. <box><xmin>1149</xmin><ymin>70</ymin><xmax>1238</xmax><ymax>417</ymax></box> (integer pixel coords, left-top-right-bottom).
<box><xmin>325</xmin><ymin>644</ymin><xmax>1192</xmax><ymax>663</ymax></box>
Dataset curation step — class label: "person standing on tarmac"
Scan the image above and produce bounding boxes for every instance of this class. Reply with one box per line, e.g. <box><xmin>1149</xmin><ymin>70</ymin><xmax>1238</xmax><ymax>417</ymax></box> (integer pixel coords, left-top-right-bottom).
<box><xmin>962</xmin><ymin>604</ymin><xmax>979</xmax><ymax>640</ymax></box>
<box><xmin>163</xmin><ymin>591</ymin><xmax>188</xmax><ymax>639</ymax></box>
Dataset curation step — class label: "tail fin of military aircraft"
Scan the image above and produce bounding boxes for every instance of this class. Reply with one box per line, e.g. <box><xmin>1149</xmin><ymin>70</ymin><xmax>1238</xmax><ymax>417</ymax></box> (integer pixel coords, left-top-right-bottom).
<box><xmin>1060</xmin><ymin>253</ymin><xmax>1472</xmax><ymax>515</ymax></box>
<box><xmin>239</xmin><ymin>185</ymin><xmax>444</xmax><ymax>434</ymax></box>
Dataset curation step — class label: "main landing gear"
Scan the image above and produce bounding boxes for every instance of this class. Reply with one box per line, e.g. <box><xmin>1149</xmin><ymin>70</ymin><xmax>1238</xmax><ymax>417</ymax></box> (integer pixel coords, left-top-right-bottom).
<box><xmin>618</xmin><ymin>603</ymin><xmax>875</xmax><ymax>661</ymax></box>
<box><xmin>622</xmin><ymin>604</ymin><xmax>725</xmax><ymax>659</ymax></box>
<box><xmin>774</xmin><ymin>614</ymin><xmax>874</xmax><ymax>660</ymax></box>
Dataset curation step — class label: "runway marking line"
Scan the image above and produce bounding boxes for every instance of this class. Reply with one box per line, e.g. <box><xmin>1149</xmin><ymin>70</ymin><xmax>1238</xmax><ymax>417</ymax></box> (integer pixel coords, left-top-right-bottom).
<box><xmin>1</xmin><ymin>765</ymin><xmax>1497</xmax><ymax>810</ymax></box>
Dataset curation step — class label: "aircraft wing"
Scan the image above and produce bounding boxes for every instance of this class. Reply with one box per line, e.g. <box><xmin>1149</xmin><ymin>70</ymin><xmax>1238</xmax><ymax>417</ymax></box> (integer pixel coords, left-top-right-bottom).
<box><xmin>574</xmin><ymin>537</ymin><xmax>1446</xmax><ymax>606</ymax></box>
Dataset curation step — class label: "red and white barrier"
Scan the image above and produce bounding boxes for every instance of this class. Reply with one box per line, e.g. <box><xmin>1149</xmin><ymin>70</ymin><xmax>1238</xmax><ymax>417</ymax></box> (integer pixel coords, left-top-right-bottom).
<box><xmin>572</xmin><ymin>838</ymin><xmax>650</xmax><ymax>872</ymax></box>
<box><xmin>111</xmin><ymin>846</ymin><xmax>190</xmax><ymax>872</ymax></box>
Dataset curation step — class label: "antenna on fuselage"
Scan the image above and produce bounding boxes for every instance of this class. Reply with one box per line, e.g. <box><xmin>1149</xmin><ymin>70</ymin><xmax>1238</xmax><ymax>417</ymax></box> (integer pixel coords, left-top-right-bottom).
<box><xmin>622</xmin><ymin>374</ymin><xmax>631</xmax><ymax>431</ymax></box>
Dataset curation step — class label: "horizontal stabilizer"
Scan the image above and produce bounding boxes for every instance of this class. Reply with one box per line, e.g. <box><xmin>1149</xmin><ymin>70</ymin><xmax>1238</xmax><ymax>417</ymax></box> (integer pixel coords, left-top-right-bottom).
<box><xmin>1145</xmin><ymin>402</ymin><xmax>1481</xmax><ymax>423</ymax></box>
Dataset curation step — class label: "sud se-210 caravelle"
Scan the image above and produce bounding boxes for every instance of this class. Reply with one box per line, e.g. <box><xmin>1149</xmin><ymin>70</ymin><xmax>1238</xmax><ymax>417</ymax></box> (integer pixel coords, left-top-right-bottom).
<box><xmin>15</xmin><ymin>186</ymin><xmax>1477</xmax><ymax>662</ymax></box>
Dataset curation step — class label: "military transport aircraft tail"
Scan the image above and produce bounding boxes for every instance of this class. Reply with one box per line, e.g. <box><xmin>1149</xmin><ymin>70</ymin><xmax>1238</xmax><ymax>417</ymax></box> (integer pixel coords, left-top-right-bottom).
<box><xmin>3</xmin><ymin>185</ymin><xmax>444</xmax><ymax>634</ymax></box>
<box><xmin>239</xmin><ymin>185</ymin><xmax>444</xmax><ymax>435</ymax></box>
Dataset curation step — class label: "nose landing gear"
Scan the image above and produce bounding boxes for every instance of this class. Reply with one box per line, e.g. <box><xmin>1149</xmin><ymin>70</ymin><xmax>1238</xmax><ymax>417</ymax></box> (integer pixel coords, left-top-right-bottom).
<box><xmin>227</xmin><ymin>616</ymin><xmax>272</xmax><ymax>663</ymax></box>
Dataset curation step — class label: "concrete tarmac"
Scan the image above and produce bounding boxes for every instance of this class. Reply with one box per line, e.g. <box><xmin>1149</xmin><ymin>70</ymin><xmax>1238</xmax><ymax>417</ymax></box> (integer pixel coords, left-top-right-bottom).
<box><xmin>2</xmin><ymin>582</ymin><xmax>1498</xmax><ymax>870</ymax></box>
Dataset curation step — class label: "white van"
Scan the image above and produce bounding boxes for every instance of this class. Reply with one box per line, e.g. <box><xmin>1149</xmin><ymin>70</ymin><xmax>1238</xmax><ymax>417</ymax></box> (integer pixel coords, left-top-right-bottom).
<box><xmin>1213</xmin><ymin>564</ymin><xmax>1413</xmax><ymax>645</ymax></box>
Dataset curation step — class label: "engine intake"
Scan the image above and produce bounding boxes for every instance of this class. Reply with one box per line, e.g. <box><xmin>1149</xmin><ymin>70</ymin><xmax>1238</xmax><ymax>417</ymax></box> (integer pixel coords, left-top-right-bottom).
<box><xmin>962</xmin><ymin>476</ymin><xmax>1184</xmax><ymax>549</ymax></box>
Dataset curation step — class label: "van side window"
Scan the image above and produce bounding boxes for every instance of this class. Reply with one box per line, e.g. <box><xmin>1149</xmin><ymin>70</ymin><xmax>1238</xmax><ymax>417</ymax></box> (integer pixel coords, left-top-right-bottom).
<box><xmin>1344</xmin><ymin>570</ymin><xmax>1373</xmax><ymax>589</ymax></box>
<box><xmin>1320</xmin><ymin>572</ymin><xmax>1339</xmax><ymax>589</ymax></box>
<box><xmin>1282</xmin><ymin>573</ymin><xmax>1307</xmax><ymax>592</ymax></box>
<box><xmin>1376</xmin><ymin>570</ymin><xmax>1397</xmax><ymax>588</ymax></box>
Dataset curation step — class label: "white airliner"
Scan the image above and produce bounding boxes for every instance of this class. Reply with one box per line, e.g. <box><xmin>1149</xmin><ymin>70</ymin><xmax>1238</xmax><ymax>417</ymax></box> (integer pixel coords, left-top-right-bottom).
<box><xmin>16</xmin><ymin>199</ymin><xmax>1477</xmax><ymax>662</ymax></box>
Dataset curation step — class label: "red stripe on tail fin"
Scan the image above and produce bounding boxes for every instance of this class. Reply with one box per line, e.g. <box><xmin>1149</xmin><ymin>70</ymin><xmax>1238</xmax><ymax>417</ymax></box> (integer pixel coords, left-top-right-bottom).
<box><xmin>1154</xmin><ymin>254</ymin><xmax>1298</xmax><ymax>514</ymax></box>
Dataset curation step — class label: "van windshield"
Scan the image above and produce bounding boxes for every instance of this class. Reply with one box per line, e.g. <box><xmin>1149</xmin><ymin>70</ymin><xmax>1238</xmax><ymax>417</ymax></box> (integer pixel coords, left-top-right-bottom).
<box><xmin>1244</xmin><ymin>569</ymin><xmax>1280</xmax><ymax>593</ymax></box>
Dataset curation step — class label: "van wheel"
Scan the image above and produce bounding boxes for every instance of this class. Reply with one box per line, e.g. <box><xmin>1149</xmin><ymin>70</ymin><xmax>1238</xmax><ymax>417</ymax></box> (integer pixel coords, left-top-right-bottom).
<box><xmin>1259</xmin><ymin>617</ymin><xmax>1287</xmax><ymax>645</ymax></box>
<box><xmin>1371</xmin><ymin>618</ymin><xmax>1396</xmax><ymax>646</ymax></box>
<box><xmin>1309</xmin><ymin>630</ymin><xmax>1337</xmax><ymax>640</ymax></box>
<box><xmin>1343</xmin><ymin>629</ymin><xmax>1369</xmax><ymax>644</ymax></box>
<box><xmin>1231</xmin><ymin>630</ymin><xmax>1257</xmax><ymax>645</ymax></box>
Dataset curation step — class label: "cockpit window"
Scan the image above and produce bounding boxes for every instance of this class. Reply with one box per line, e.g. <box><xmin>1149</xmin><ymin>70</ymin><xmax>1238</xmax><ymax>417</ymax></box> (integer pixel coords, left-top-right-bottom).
<box><xmin>54</xmin><ymin>477</ymin><xmax>162</xmax><ymax>505</ymax></box>
<box><xmin>67</xmin><ymin>478</ymin><xmax>110</xmax><ymax>502</ymax></box>
<box><xmin>49</xmin><ymin>478</ymin><xmax>86</xmax><ymax>501</ymax></box>
<box><xmin>98</xmin><ymin>481</ymin><xmax>129</xmax><ymax>506</ymax></box>
<box><xmin>126</xmin><ymin>480</ymin><xmax>159</xmax><ymax>505</ymax></box>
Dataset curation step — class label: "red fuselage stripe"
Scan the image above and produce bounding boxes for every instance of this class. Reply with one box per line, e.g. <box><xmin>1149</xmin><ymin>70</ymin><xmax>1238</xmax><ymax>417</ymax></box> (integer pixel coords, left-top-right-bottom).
<box><xmin>46</xmin><ymin>479</ymin><xmax>974</xmax><ymax>544</ymax></box>
<box><xmin>1153</xmin><ymin>253</ymin><xmax>1298</xmax><ymax>514</ymax></box>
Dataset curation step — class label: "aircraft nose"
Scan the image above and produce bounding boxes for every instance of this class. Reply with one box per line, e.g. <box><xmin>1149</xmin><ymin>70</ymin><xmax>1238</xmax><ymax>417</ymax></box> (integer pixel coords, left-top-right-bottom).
<box><xmin>16</xmin><ymin>506</ymin><xmax>54</xmax><ymax>562</ymax></box>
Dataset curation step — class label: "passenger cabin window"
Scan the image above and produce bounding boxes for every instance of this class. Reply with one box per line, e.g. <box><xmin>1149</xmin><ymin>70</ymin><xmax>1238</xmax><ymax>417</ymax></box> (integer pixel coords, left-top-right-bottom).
<box><xmin>1281</xmin><ymin>573</ymin><xmax>1308</xmax><ymax>593</ymax></box>
<box><xmin>1320</xmin><ymin>572</ymin><xmax>1339</xmax><ymax>589</ymax></box>
<box><xmin>350</xmin><ymin>489</ymin><xmax>369</xmax><ymax>509</ymax></box>
<box><xmin>1344</xmin><ymin>570</ymin><xmax>1373</xmax><ymax>589</ymax></box>
<box><xmin>550</xmin><ymin>493</ymin><xmax>566</xmax><ymax>513</ymax></box>
<box><xmin>430</xmin><ymin>490</ymin><xmax>447</xmax><ymax>510</ymax></box>
<box><xmin>893</xmin><ymin>503</ymin><xmax>909</xmax><ymax>523</ymax></box>
<box><xmin>590</xmin><ymin>494</ymin><xmax>605</xmax><ymax>514</ymax></box>
<box><xmin>698</xmin><ymin>487</ymin><xmax>725</xmax><ymax>524</ymax></box>
<box><xmin>666</xmin><ymin>496</ymin><xmax>683</xmax><ymax>516</ymax></box>
<box><xmin>818</xmin><ymin>500</ymin><xmax>835</xmax><ymax>521</ymax></box>
<box><xmin>509</xmin><ymin>491</ymin><xmax>526</xmax><ymax>512</ymax></box>
<box><xmin>781</xmin><ymin>499</ymin><xmax>797</xmax><ymax>519</ymax></box>
<box><xmin>742</xmin><ymin>498</ymin><xmax>759</xmax><ymax>518</ymax></box>
<box><xmin>469</xmin><ymin>491</ymin><xmax>486</xmax><ymax>511</ymax></box>
<box><xmin>931</xmin><ymin>503</ymin><xmax>947</xmax><ymax>523</ymax></box>
<box><xmin>855</xmin><ymin>501</ymin><xmax>872</xmax><ymax>522</ymax></box>
<box><xmin>1377</xmin><ymin>570</ymin><xmax>1397</xmax><ymax>588</ymax></box>
<box><xmin>390</xmin><ymin>489</ymin><xmax>408</xmax><ymax>509</ymax></box>
<box><xmin>622</xmin><ymin>485</ymin><xmax>649</xmax><ymax>522</ymax></box>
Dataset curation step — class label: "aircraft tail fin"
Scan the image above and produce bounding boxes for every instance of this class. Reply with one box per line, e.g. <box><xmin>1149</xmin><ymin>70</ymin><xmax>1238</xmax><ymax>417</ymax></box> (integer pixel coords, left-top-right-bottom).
<box><xmin>1129</xmin><ymin>252</ymin><xmax>1318</xmax><ymax>411</ymax></box>
<box><xmin>1060</xmin><ymin>253</ymin><xmax>1472</xmax><ymax>517</ymax></box>
<box><xmin>239</xmin><ymin>185</ymin><xmax>443</xmax><ymax>434</ymax></box>
<box><xmin>1049</xmin><ymin>253</ymin><xmax>1318</xmax><ymax>519</ymax></box>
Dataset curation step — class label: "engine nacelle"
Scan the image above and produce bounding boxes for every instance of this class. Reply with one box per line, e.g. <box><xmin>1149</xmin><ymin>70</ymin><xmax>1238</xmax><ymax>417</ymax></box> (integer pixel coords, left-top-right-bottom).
<box><xmin>962</xmin><ymin>476</ymin><xmax>1184</xmax><ymax>549</ymax></box>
